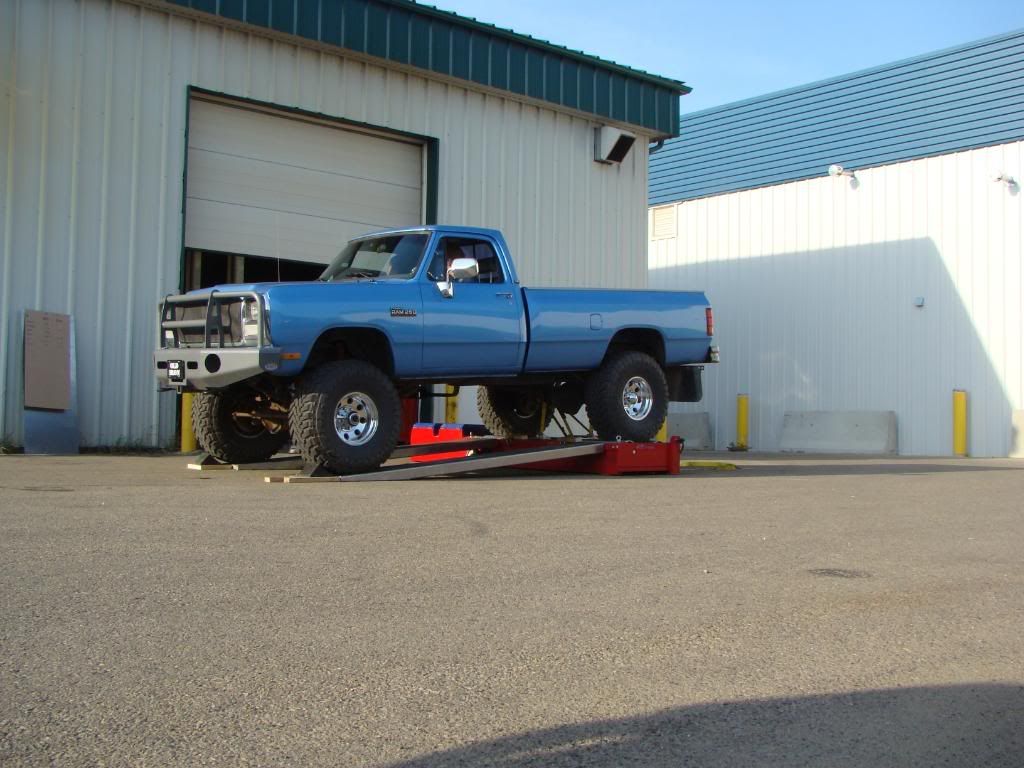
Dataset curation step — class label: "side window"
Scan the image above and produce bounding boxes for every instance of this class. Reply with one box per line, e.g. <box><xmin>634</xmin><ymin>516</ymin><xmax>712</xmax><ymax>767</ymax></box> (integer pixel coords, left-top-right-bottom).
<box><xmin>467</xmin><ymin>241</ymin><xmax>504</xmax><ymax>284</ymax></box>
<box><xmin>427</xmin><ymin>238</ymin><xmax>506</xmax><ymax>284</ymax></box>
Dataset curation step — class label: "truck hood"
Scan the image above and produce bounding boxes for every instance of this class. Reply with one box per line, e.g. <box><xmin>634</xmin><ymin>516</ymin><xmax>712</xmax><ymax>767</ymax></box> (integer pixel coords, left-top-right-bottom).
<box><xmin>188</xmin><ymin>281</ymin><xmax>320</xmax><ymax>294</ymax></box>
<box><xmin>193</xmin><ymin>279</ymin><xmax>406</xmax><ymax>295</ymax></box>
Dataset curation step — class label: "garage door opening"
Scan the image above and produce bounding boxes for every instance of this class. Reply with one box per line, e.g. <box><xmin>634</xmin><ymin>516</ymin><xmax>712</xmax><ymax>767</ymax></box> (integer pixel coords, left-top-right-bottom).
<box><xmin>183</xmin><ymin>249</ymin><xmax>326</xmax><ymax>291</ymax></box>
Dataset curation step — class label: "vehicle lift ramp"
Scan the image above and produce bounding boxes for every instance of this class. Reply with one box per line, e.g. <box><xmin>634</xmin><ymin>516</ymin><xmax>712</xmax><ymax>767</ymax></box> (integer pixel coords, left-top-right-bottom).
<box><xmin>272</xmin><ymin>425</ymin><xmax>682</xmax><ymax>483</ymax></box>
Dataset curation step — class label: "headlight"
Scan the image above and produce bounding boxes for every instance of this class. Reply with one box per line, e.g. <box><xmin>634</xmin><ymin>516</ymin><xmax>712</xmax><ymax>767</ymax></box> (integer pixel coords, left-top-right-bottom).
<box><xmin>163</xmin><ymin>329</ymin><xmax>175</xmax><ymax>346</ymax></box>
<box><xmin>240</xmin><ymin>299</ymin><xmax>261</xmax><ymax>344</ymax></box>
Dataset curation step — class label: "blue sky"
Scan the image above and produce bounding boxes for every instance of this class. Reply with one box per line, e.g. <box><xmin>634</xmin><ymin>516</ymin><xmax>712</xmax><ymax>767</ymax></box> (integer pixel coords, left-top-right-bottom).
<box><xmin>429</xmin><ymin>0</ymin><xmax>1023</xmax><ymax>113</ymax></box>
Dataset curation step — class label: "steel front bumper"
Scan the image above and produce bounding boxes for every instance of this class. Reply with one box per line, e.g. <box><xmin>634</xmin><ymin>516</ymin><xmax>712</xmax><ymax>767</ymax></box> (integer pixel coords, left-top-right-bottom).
<box><xmin>154</xmin><ymin>346</ymin><xmax>283</xmax><ymax>391</ymax></box>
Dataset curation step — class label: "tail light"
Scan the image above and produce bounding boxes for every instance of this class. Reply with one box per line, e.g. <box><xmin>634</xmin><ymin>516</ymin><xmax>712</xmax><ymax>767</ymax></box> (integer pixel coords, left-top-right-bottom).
<box><xmin>705</xmin><ymin>307</ymin><xmax>714</xmax><ymax>337</ymax></box>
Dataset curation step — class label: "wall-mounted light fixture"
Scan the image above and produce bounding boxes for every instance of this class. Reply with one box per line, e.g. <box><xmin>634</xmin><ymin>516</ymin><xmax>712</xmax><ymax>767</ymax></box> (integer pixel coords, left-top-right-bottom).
<box><xmin>994</xmin><ymin>172</ymin><xmax>1019</xmax><ymax>191</ymax></box>
<box><xmin>828</xmin><ymin>164</ymin><xmax>856</xmax><ymax>179</ymax></box>
<box><xmin>595</xmin><ymin>126</ymin><xmax>636</xmax><ymax>164</ymax></box>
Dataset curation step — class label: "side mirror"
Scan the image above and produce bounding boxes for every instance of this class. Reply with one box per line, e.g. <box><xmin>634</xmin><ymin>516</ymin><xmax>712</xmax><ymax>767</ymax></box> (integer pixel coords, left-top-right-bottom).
<box><xmin>448</xmin><ymin>257</ymin><xmax>479</xmax><ymax>280</ymax></box>
<box><xmin>436</xmin><ymin>257</ymin><xmax>479</xmax><ymax>298</ymax></box>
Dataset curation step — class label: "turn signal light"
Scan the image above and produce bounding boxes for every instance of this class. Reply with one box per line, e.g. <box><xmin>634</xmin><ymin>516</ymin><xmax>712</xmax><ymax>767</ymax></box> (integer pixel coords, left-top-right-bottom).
<box><xmin>705</xmin><ymin>307</ymin><xmax>714</xmax><ymax>337</ymax></box>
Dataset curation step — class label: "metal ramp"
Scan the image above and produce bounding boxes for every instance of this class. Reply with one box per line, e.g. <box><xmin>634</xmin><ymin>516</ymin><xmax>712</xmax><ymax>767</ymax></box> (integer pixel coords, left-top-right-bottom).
<box><xmin>275</xmin><ymin>439</ymin><xmax>610</xmax><ymax>483</ymax></box>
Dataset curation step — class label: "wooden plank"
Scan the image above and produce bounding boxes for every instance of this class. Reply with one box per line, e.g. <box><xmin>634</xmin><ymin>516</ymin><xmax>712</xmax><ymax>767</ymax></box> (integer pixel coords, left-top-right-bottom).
<box><xmin>188</xmin><ymin>454</ymin><xmax>303</xmax><ymax>471</ymax></box>
<box><xmin>282</xmin><ymin>474</ymin><xmax>341</xmax><ymax>484</ymax></box>
<box><xmin>231</xmin><ymin>458</ymin><xmax>304</xmax><ymax>471</ymax></box>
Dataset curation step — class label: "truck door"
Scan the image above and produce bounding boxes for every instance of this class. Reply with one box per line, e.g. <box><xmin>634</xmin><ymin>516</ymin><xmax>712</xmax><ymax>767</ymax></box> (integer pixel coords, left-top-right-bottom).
<box><xmin>419</xmin><ymin>236</ymin><xmax>524</xmax><ymax>374</ymax></box>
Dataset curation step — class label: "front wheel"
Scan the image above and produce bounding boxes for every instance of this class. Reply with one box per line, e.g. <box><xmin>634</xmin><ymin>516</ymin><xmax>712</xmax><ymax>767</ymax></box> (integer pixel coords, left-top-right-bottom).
<box><xmin>584</xmin><ymin>351</ymin><xmax>668</xmax><ymax>442</ymax></box>
<box><xmin>288</xmin><ymin>360</ymin><xmax>401</xmax><ymax>474</ymax></box>
<box><xmin>191</xmin><ymin>387</ymin><xmax>289</xmax><ymax>464</ymax></box>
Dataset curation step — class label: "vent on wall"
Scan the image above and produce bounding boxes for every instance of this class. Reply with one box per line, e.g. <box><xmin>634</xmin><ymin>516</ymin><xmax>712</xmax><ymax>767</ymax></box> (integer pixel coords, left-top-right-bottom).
<box><xmin>651</xmin><ymin>205</ymin><xmax>677</xmax><ymax>239</ymax></box>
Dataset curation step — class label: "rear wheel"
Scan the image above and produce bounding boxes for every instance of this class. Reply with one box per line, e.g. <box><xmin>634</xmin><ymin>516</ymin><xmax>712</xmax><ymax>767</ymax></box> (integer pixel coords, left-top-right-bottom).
<box><xmin>477</xmin><ymin>386</ymin><xmax>553</xmax><ymax>438</ymax></box>
<box><xmin>191</xmin><ymin>386</ymin><xmax>289</xmax><ymax>464</ymax></box>
<box><xmin>584</xmin><ymin>351</ymin><xmax>668</xmax><ymax>442</ymax></box>
<box><xmin>289</xmin><ymin>360</ymin><xmax>401</xmax><ymax>474</ymax></box>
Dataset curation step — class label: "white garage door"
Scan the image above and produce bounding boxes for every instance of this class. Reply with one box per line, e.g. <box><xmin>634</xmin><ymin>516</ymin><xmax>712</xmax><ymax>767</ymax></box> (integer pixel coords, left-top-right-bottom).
<box><xmin>185</xmin><ymin>98</ymin><xmax>424</xmax><ymax>265</ymax></box>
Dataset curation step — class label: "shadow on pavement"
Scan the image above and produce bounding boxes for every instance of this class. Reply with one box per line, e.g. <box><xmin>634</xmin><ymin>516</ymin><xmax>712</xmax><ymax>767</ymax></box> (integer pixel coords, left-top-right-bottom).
<box><xmin>429</xmin><ymin>458</ymin><xmax>1021</xmax><ymax>481</ymax></box>
<box><xmin>693</xmin><ymin>460</ymin><xmax>1023</xmax><ymax>478</ymax></box>
<box><xmin>382</xmin><ymin>683</ymin><xmax>1023</xmax><ymax>767</ymax></box>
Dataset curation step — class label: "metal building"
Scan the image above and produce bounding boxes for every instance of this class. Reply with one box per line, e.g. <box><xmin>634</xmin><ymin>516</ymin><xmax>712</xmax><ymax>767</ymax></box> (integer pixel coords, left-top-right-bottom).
<box><xmin>1</xmin><ymin>0</ymin><xmax>688</xmax><ymax>447</ymax></box>
<box><xmin>649</xmin><ymin>30</ymin><xmax>1024</xmax><ymax>456</ymax></box>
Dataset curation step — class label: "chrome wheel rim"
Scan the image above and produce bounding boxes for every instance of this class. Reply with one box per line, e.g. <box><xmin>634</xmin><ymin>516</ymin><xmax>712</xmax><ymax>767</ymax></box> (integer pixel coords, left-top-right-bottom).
<box><xmin>334</xmin><ymin>392</ymin><xmax>379</xmax><ymax>446</ymax></box>
<box><xmin>622</xmin><ymin>376</ymin><xmax>654</xmax><ymax>421</ymax></box>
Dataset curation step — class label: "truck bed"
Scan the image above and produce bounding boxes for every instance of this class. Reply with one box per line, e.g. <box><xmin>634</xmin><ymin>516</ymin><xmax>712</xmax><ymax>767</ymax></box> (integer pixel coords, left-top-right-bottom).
<box><xmin>522</xmin><ymin>288</ymin><xmax>711</xmax><ymax>372</ymax></box>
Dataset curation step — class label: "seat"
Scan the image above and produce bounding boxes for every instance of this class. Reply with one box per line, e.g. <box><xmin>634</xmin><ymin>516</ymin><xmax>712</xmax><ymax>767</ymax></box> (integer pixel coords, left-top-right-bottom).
<box><xmin>383</xmin><ymin>249</ymin><xmax>419</xmax><ymax>278</ymax></box>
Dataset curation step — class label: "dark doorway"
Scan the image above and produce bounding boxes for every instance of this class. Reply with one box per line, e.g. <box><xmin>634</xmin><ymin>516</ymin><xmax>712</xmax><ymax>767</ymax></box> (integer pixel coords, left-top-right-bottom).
<box><xmin>183</xmin><ymin>249</ymin><xmax>326</xmax><ymax>291</ymax></box>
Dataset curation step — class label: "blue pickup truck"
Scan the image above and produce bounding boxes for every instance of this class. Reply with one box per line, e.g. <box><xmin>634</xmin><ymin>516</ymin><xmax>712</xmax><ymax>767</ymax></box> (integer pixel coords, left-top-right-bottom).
<box><xmin>155</xmin><ymin>226</ymin><xmax>717</xmax><ymax>473</ymax></box>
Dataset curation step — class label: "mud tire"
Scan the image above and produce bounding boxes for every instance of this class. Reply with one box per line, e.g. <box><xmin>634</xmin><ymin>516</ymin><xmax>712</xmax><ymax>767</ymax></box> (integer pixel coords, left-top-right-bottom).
<box><xmin>584</xmin><ymin>351</ymin><xmax>668</xmax><ymax>442</ymax></box>
<box><xmin>476</xmin><ymin>386</ymin><xmax>553</xmax><ymax>438</ymax></box>
<box><xmin>191</xmin><ymin>387</ymin><xmax>288</xmax><ymax>464</ymax></box>
<box><xmin>288</xmin><ymin>360</ymin><xmax>401</xmax><ymax>474</ymax></box>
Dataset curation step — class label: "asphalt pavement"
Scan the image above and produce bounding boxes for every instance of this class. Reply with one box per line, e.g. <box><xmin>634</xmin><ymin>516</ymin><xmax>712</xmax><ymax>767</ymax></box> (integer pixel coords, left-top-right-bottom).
<box><xmin>1</xmin><ymin>453</ymin><xmax>1022</xmax><ymax>766</ymax></box>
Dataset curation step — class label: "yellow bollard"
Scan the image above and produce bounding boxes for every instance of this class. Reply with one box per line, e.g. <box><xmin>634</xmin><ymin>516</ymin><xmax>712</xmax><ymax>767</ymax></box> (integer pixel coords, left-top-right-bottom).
<box><xmin>180</xmin><ymin>392</ymin><xmax>197</xmax><ymax>453</ymax></box>
<box><xmin>655</xmin><ymin>418</ymin><xmax>668</xmax><ymax>443</ymax></box>
<box><xmin>735</xmin><ymin>394</ymin><xmax>749</xmax><ymax>450</ymax></box>
<box><xmin>444</xmin><ymin>384</ymin><xmax>458</xmax><ymax>424</ymax></box>
<box><xmin>953</xmin><ymin>389</ymin><xmax>967</xmax><ymax>456</ymax></box>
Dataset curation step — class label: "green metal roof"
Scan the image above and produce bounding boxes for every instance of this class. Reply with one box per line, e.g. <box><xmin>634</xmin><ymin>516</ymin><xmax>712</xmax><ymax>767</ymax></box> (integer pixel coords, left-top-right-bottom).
<box><xmin>162</xmin><ymin>0</ymin><xmax>687</xmax><ymax>136</ymax></box>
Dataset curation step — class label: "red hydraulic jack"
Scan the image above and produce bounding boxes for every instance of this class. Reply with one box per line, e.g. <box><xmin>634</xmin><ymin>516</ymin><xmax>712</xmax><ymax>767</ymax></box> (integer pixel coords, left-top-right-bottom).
<box><xmin>409</xmin><ymin>423</ymin><xmax>681</xmax><ymax>476</ymax></box>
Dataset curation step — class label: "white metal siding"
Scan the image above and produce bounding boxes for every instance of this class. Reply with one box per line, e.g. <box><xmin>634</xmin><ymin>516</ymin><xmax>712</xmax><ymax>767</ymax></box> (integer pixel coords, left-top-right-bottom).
<box><xmin>649</xmin><ymin>140</ymin><xmax>1023</xmax><ymax>456</ymax></box>
<box><xmin>186</xmin><ymin>98</ymin><xmax>424</xmax><ymax>264</ymax></box>
<box><xmin>0</xmin><ymin>0</ymin><xmax>650</xmax><ymax>447</ymax></box>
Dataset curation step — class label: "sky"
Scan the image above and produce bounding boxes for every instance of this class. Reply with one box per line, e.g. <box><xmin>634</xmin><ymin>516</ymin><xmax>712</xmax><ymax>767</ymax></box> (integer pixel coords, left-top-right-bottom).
<box><xmin>427</xmin><ymin>0</ymin><xmax>1023</xmax><ymax>113</ymax></box>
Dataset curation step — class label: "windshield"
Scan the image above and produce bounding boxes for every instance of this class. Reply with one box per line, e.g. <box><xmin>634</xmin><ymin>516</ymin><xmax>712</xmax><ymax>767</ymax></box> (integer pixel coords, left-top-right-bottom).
<box><xmin>319</xmin><ymin>234</ymin><xmax>428</xmax><ymax>282</ymax></box>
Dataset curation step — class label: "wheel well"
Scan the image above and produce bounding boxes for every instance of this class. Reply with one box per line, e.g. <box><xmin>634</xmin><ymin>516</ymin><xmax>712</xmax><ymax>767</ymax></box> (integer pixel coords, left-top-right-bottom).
<box><xmin>604</xmin><ymin>328</ymin><xmax>665</xmax><ymax>367</ymax></box>
<box><xmin>306</xmin><ymin>328</ymin><xmax>395</xmax><ymax>376</ymax></box>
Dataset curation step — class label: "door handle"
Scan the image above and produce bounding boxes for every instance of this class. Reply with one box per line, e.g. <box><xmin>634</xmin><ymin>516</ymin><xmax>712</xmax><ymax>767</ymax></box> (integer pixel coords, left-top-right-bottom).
<box><xmin>495</xmin><ymin>292</ymin><xmax>513</xmax><ymax>299</ymax></box>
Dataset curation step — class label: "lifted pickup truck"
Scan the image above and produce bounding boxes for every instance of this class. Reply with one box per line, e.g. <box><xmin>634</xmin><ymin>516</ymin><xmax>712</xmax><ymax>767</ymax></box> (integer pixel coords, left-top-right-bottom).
<box><xmin>155</xmin><ymin>226</ymin><xmax>718</xmax><ymax>474</ymax></box>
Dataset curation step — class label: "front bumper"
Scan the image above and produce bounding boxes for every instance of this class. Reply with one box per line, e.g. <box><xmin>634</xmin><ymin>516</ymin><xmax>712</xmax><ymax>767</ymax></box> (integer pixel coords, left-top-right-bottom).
<box><xmin>154</xmin><ymin>346</ymin><xmax>283</xmax><ymax>391</ymax></box>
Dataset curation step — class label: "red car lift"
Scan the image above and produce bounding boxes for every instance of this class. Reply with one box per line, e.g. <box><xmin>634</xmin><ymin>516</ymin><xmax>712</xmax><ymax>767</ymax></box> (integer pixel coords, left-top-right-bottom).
<box><xmin>277</xmin><ymin>423</ymin><xmax>681</xmax><ymax>483</ymax></box>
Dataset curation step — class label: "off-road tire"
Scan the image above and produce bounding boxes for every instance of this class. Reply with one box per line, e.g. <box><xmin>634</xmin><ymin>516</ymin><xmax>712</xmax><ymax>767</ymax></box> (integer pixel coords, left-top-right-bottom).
<box><xmin>191</xmin><ymin>388</ymin><xmax>288</xmax><ymax>464</ymax></box>
<box><xmin>477</xmin><ymin>386</ymin><xmax>553</xmax><ymax>438</ymax></box>
<box><xmin>289</xmin><ymin>360</ymin><xmax>401</xmax><ymax>474</ymax></box>
<box><xmin>584</xmin><ymin>351</ymin><xmax>668</xmax><ymax>442</ymax></box>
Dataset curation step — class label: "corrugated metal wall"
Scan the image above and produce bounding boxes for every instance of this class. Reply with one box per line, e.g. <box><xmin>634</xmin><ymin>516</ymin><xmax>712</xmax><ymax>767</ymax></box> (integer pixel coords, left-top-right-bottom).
<box><xmin>650</xmin><ymin>140</ymin><xmax>1023</xmax><ymax>457</ymax></box>
<box><xmin>0</xmin><ymin>0</ymin><xmax>650</xmax><ymax>447</ymax></box>
<box><xmin>650</xmin><ymin>29</ymin><xmax>1024</xmax><ymax>205</ymax></box>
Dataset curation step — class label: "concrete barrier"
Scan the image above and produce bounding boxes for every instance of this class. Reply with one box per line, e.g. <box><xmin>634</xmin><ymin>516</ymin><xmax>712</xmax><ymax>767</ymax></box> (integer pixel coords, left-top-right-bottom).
<box><xmin>1011</xmin><ymin>410</ymin><xmax>1024</xmax><ymax>458</ymax></box>
<box><xmin>667</xmin><ymin>411</ymin><xmax>713</xmax><ymax>451</ymax></box>
<box><xmin>780</xmin><ymin>411</ymin><xmax>897</xmax><ymax>454</ymax></box>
